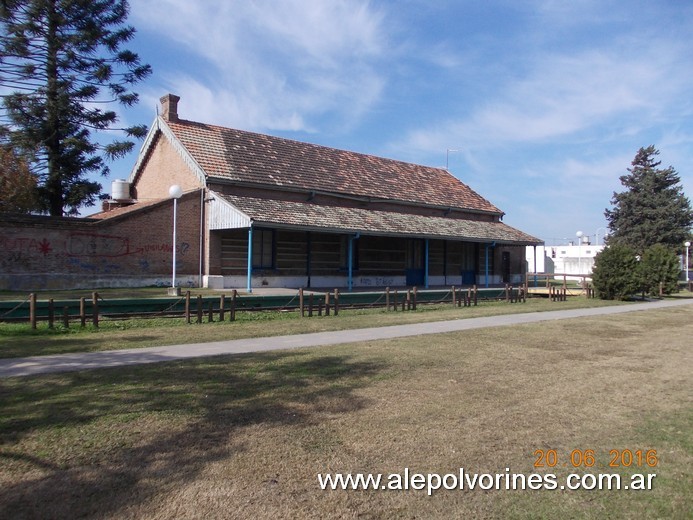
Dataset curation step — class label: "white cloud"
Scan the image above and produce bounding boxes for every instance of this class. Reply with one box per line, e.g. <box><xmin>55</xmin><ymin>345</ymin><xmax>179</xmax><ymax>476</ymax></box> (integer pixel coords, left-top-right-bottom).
<box><xmin>130</xmin><ymin>0</ymin><xmax>388</xmax><ymax>132</ymax></box>
<box><xmin>399</xmin><ymin>35</ymin><xmax>690</xmax><ymax>156</ymax></box>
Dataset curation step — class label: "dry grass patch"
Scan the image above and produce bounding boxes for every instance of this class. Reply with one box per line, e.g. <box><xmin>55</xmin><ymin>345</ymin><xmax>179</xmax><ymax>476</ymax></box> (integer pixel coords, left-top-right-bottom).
<box><xmin>0</xmin><ymin>306</ymin><xmax>691</xmax><ymax>518</ymax></box>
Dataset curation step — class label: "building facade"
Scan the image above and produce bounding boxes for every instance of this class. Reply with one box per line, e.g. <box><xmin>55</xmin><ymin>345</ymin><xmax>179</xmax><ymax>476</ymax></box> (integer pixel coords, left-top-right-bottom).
<box><xmin>0</xmin><ymin>94</ymin><xmax>542</xmax><ymax>292</ymax></box>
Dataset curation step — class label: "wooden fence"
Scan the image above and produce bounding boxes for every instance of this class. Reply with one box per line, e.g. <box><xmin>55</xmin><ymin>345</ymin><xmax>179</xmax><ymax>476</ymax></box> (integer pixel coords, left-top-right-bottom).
<box><xmin>1</xmin><ymin>284</ymin><xmax>533</xmax><ymax>328</ymax></box>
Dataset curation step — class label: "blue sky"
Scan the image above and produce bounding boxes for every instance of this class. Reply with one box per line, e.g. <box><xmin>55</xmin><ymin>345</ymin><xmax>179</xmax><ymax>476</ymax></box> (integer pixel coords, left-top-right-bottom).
<box><xmin>104</xmin><ymin>0</ymin><xmax>693</xmax><ymax>245</ymax></box>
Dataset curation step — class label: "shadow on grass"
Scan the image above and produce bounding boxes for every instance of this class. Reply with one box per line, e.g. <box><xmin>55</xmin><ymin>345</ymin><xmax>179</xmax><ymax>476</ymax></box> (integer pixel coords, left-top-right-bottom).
<box><xmin>0</xmin><ymin>333</ymin><xmax>164</xmax><ymax>359</ymax></box>
<box><xmin>0</xmin><ymin>351</ymin><xmax>384</xmax><ymax>518</ymax></box>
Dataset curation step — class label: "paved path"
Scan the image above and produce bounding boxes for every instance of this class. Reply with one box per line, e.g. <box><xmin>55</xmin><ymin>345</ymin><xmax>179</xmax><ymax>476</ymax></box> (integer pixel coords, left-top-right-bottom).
<box><xmin>1</xmin><ymin>299</ymin><xmax>691</xmax><ymax>378</ymax></box>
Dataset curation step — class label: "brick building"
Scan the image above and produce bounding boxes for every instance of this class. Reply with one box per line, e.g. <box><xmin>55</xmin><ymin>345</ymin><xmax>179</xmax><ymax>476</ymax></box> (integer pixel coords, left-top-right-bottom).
<box><xmin>0</xmin><ymin>93</ymin><xmax>541</xmax><ymax>292</ymax></box>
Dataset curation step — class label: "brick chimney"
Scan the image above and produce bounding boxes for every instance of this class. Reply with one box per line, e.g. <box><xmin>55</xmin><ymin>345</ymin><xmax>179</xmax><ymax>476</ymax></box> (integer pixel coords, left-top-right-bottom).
<box><xmin>160</xmin><ymin>93</ymin><xmax>180</xmax><ymax>122</ymax></box>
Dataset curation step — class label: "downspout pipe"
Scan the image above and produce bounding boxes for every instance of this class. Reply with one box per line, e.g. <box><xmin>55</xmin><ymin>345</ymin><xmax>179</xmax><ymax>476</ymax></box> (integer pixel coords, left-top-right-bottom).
<box><xmin>247</xmin><ymin>225</ymin><xmax>253</xmax><ymax>293</ymax></box>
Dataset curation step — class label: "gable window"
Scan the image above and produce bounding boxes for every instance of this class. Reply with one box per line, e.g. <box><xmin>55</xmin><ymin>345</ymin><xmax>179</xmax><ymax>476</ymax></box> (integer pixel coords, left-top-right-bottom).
<box><xmin>252</xmin><ymin>229</ymin><xmax>275</xmax><ymax>269</ymax></box>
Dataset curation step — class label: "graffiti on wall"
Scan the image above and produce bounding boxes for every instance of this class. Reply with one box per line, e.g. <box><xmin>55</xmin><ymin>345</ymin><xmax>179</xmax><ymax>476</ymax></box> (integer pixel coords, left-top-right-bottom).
<box><xmin>68</xmin><ymin>233</ymin><xmax>191</xmax><ymax>258</ymax></box>
<box><xmin>358</xmin><ymin>276</ymin><xmax>395</xmax><ymax>287</ymax></box>
<box><xmin>67</xmin><ymin>232</ymin><xmax>132</xmax><ymax>257</ymax></box>
<box><xmin>0</xmin><ymin>236</ymin><xmax>53</xmax><ymax>255</ymax></box>
<box><xmin>1</xmin><ymin>231</ymin><xmax>192</xmax><ymax>275</ymax></box>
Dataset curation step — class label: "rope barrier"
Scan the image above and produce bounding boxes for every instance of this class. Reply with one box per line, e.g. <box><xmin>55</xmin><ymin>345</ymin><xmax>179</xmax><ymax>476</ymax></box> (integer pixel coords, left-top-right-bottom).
<box><xmin>0</xmin><ymin>295</ymin><xmax>30</xmax><ymax>318</ymax></box>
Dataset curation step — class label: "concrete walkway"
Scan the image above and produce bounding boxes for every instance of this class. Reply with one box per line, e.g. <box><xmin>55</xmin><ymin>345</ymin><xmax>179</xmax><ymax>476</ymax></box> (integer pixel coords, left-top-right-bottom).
<box><xmin>1</xmin><ymin>299</ymin><xmax>691</xmax><ymax>378</ymax></box>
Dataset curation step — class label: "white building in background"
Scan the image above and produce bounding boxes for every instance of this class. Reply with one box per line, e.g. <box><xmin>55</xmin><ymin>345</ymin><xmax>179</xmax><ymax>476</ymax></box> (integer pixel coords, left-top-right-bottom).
<box><xmin>526</xmin><ymin>242</ymin><xmax>605</xmax><ymax>281</ymax></box>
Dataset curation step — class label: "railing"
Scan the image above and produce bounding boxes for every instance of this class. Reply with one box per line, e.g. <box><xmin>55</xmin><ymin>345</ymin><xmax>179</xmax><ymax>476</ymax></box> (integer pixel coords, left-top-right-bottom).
<box><xmin>0</xmin><ymin>285</ymin><xmax>531</xmax><ymax>327</ymax></box>
<box><xmin>524</xmin><ymin>273</ymin><xmax>596</xmax><ymax>299</ymax></box>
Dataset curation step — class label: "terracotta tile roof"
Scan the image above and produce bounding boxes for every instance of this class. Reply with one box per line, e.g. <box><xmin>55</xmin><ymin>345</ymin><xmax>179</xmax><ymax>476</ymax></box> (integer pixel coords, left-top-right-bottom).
<box><xmin>87</xmin><ymin>198</ymin><xmax>166</xmax><ymax>220</ymax></box>
<box><xmin>219</xmin><ymin>194</ymin><xmax>541</xmax><ymax>244</ymax></box>
<box><xmin>166</xmin><ymin>119</ymin><xmax>502</xmax><ymax>215</ymax></box>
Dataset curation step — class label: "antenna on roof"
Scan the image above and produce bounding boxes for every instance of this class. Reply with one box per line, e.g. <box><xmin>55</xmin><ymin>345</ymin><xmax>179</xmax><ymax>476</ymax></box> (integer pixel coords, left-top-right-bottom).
<box><xmin>446</xmin><ymin>149</ymin><xmax>459</xmax><ymax>171</ymax></box>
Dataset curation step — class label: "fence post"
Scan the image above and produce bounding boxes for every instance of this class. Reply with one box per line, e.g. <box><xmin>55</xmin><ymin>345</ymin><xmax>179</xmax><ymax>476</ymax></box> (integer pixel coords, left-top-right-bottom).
<box><xmin>77</xmin><ymin>297</ymin><xmax>86</xmax><ymax>327</ymax></box>
<box><xmin>334</xmin><ymin>289</ymin><xmax>339</xmax><ymax>316</ymax></box>
<box><xmin>30</xmin><ymin>293</ymin><xmax>37</xmax><ymax>330</ymax></box>
<box><xmin>451</xmin><ymin>285</ymin><xmax>456</xmax><ymax>307</ymax></box>
<box><xmin>412</xmin><ymin>287</ymin><xmax>417</xmax><ymax>310</ymax></box>
<box><xmin>196</xmin><ymin>295</ymin><xmax>203</xmax><ymax>324</ymax></box>
<box><xmin>92</xmin><ymin>292</ymin><xmax>99</xmax><ymax>328</ymax></box>
<box><xmin>299</xmin><ymin>288</ymin><xmax>304</xmax><ymax>317</ymax></box>
<box><xmin>48</xmin><ymin>298</ymin><xmax>55</xmax><ymax>329</ymax></box>
<box><xmin>393</xmin><ymin>290</ymin><xmax>398</xmax><ymax>311</ymax></box>
<box><xmin>467</xmin><ymin>287</ymin><xmax>472</xmax><ymax>307</ymax></box>
<box><xmin>406</xmin><ymin>289</ymin><xmax>411</xmax><ymax>311</ymax></box>
<box><xmin>309</xmin><ymin>292</ymin><xmax>314</xmax><ymax>317</ymax></box>
<box><xmin>231</xmin><ymin>290</ymin><xmax>237</xmax><ymax>322</ymax></box>
<box><xmin>185</xmin><ymin>291</ymin><xmax>191</xmax><ymax>323</ymax></box>
<box><xmin>63</xmin><ymin>306</ymin><xmax>70</xmax><ymax>328</ymax></box>
<box><xmin>505</xmin><ymin>284</ymin><xmax>509</xmax><ymax>302</ymax></box>
<box><xmin>208</xmin><ymin>301</ymin><xmax>214</xmax><ymax>323</ymax></box>
<box><xmin>325</xmin><ymin>292</ymin><xmax>330</xmax><ymax>316</ymax></box>
<box><xmin>219</xmin><ymin>294</ymin><xmax>225</xmax><ymax>321</ymax></box>
<box><xmin>385</xmin><ymin>287</ymin><xmax>390</xmax><ymax>311</ymax></box>
<box><xmin>473</xmin><ymin>285</ymin><xmax>478</xmax><ymax>306</ymax></box>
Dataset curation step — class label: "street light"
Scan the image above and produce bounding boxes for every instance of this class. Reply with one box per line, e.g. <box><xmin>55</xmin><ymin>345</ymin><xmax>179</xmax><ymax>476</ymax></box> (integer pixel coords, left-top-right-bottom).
<box><xmin>169</xmin><ymin>185</ymin><xmax>183</xmax><ymax>295</ymax></box>
<box><xmin>686</xmin><ymin>241</ymin><xmax>691</xmax><ymax>282</ymax></box>
<box><xmin>576</xmin><ymin>230</ymin><xmax>583</xmax><ymax>275</ymax></box>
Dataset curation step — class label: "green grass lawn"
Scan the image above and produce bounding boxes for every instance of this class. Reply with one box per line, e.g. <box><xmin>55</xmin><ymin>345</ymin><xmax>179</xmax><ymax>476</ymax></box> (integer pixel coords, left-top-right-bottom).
<box><xmin>0</xmin><ymin>305</ymin><xmax>690</xmax><ymax>518</ymax></box>
<box><xmin>0</xmin><ymin>297</ymin><xmax>625</xmax><ymax>359</ymax></box>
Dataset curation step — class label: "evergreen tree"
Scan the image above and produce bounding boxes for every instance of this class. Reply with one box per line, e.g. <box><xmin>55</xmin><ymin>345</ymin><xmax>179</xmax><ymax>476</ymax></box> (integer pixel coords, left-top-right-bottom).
<box><xmin>591</xmin><ymin>244</ymin><xmax>640</xmax><ymax>300</ymax></box>
<box><xmin>638</xmin><ymin>244</ymin><xmax>681</xmax><ymax>296</ymax></box>
<box><xmin>0</xmin><ymin>0</ymin><xmax>151</xmax><ymax>216</ymax></box>
<box><xmin>605</xmin><ymin>146</ymin><xmax>692</xmax><ymax>254</ymax></box>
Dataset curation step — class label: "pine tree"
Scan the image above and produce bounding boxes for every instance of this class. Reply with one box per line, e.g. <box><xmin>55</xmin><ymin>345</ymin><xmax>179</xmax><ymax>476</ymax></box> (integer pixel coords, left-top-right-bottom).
<box><xmin>0</xmin><ymin>0</ymin><xmax>151</xmax><ymax>216</ymax></box>
<box><xmin>605</xmin><ymin>146</ymin><xmax>692</xmax><ymax>254</ymax></box>
<box><xmin>591</xmin><ymin>244</ymin><xmax>640</xmax><ymax>300</ymax></box>
<box><xmin>638</xmin><ymin>244</ymin><xmax>680</xmax><ymax>296</ymax></box>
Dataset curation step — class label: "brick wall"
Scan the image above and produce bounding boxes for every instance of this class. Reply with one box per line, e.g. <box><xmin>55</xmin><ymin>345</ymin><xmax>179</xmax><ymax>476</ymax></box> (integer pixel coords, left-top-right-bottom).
<box><xmin>132</xmin><ymin>134</ymin><xmax>203</xmax><ymax>201</ymax></box>
<box><xmin>0</xmin><ymin>191</ymin><xmax>203</xmax><ymax>291</ymax></box>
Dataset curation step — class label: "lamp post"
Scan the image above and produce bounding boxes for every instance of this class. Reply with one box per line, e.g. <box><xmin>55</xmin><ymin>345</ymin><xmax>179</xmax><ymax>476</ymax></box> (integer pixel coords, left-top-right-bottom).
<box><xmin>686</xmin><ymin>241</ymin><xmax>691</xmax><ymax>282</ymax></box>
<box><xmin>169</xmin><ymin>185</ymin><xmax>183</xmax><ymax>295</ymax></box>
<box><xmin>576</xmin><ymin>230</ymin><xmax>583</xmax><ymax>276</ymax></box>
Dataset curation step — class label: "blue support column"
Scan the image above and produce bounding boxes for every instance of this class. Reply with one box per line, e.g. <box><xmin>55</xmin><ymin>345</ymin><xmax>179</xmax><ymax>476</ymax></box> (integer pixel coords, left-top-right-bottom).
<box><xmin>485</xmin><ymin>243</ymin><xmax>490</xmax><ymax>288</ymax></box>
<box><xmin>424</xmin><ymin>238</ymin><xmax>430</xmax><ymax>289</ymax></box>
<box><xmin>348</xmin><ymin>235</ymin><xmax>354</xmax><ymax>292</ymax></box>
<box><xmin>246</xmin><ymin>226</ymin><xmax>253</xmax><ymax>293</ymax></box>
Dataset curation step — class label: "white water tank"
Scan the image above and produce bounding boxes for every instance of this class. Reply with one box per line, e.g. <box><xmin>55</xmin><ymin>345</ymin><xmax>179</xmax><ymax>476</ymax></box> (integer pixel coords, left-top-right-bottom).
<box><xmin>112</xmin><ymin>179</ymin><xmax>131</xmax><ymax>201</ymax></box>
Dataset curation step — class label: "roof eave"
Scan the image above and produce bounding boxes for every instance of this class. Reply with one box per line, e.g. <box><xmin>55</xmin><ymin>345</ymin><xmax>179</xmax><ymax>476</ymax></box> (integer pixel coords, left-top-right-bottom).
<box><xmin>207</xmin><ymin>176</ymin><xmax>504</xmax><ymax>217</ymax></box>
<box><xmin>249</xmin><ymin>220</ymin><xmax>541</xmax><ymax>245</ymax></box>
